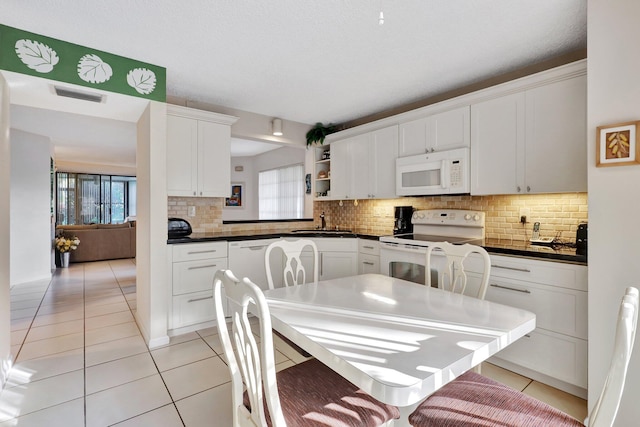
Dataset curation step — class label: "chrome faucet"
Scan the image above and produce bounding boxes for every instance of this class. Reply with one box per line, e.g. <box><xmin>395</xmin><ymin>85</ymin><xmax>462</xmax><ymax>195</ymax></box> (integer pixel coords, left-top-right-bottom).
<box><xmin>320</xmin><ymin>211</ymin><xmax>326</xmax><ymax>230</ymax></box>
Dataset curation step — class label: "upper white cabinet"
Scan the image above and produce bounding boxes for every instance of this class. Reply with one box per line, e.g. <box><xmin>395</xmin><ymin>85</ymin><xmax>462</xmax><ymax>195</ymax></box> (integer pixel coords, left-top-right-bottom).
<box><xmin>167</xmin><ymin>105</ymin><xmax>238</xmax><ymax>197</ymax></box>
<box><xmin>470</xmin><ymin>92</ymin><xmax>525</xmax><ymax>195</ymax></box>
<box><xmin>471</xmin><ymin>73</ymin><xmax>587</xmax><ymax>195</ymax></box>
<box><xmin>524</xmin><ymin>75</ymin><xmax>587</xmax><ymax>193</ymax></box>
<box><xmin>330</xmin><ymin>125</ymin><xmax>398</xmax><ymax>200</ymax></box>
<box><xmin>399</xmin><ymin>106</ymin><xmax>470</xmax><ymax>157</ymax></box>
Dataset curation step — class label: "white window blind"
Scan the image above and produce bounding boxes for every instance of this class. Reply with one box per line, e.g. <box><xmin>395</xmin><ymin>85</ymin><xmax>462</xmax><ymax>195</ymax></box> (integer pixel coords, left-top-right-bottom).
<box><xmin>259</xmin><ymin>164</ymin><xmax>304</xmax><ymax>219</ymax></box>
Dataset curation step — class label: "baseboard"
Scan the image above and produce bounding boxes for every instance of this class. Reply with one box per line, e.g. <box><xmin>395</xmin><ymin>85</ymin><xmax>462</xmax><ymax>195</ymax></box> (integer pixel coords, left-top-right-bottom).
<box><xmin>133</xmin><ymin>310</ymin><xmax>169</xmax><ymax>350</ymax></box>
<box><xmin>488</xmin><ymin>357</ymin><xmax>587</xmax><ymax>399</ymax></box>
<box><xmin>1</xmin><ymin>354</ymin><xmax>13</xmax><ymax>388</ymax></box>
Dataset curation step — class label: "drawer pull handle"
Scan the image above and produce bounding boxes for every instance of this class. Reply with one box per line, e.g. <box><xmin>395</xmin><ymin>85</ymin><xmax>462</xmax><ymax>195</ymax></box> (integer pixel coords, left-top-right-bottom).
<box><xmin>363</xmin><ymin>261</ymin><xmax>375</xmax><ymax>266</ymax></box>
<box><xmin>188</xmin><ymin>264</ymin><xmax>217</xmax><ymax>270</ymax></box>
<box><xmin>491</xmin><ymin>264</ymin><xmax>531</xmax><ymax>273</ymax></box>
<box><xmin>490</xmin><ymin>284</ymin><xmax>531</xmax><ymax>294</ymax></box>
<box><xmin>188</xmin><ymin>296</ymin><xmax>213</xmax><ymax>303</ymax></box>
<box><xmin>188</xmin><ymin>250</ymin><xmax>217</xmax><ymax>255</ymax></box>
<box><xmin>363</xmin><ymin>245</ymin><xmax>375</xmax><ymax>249</ymax></box>
<box><xmin>524</xmin><ymin>334</ymin><xmax>531</xmax><ymax>338</ymax></box>
<box><xmin>249</xmin><ymin>246</ymin><xmax>265</xmax><ymax>251</ymax></box>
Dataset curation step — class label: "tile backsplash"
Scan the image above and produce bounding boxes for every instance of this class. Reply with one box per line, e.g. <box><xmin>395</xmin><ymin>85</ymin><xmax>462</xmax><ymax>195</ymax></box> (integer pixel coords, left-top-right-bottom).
<box><xmin>170</xmin><ymin>193</ymin><xmax>587</xmax><ymax>242</ymax></box>
<box><xmin>314</xmin><ymin>193</ymin><xmax>588</xmax><ymax>242</ymax></box>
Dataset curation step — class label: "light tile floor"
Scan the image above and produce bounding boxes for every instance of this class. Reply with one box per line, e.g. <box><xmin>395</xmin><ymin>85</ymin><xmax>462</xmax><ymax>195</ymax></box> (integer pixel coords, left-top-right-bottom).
<box><xmin>1</xmin><ymin>259</ymin><xmax>588</xmax><ymax>426</ymax></box>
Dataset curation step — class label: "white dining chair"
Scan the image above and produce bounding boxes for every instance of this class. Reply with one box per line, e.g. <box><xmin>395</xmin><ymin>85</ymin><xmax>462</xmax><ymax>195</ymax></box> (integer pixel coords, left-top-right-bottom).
<box><xmin>425</xmin><ymin>242</ymin><xmax>491</xmax><ymax>300</ymax></box>
<box><xmin>213</xmin><ymin>269</ymin><xmax>400</xmax><ymax>427</ymax></box>
<box><xmin>408</xmin><ymin>286</ymin><xmax>639</xmax><ymax>427</ymax></box>
<box><xmin>265</xmin><ymin>238</ymin><xmax>319</xmax><ymax>290</ymax></box>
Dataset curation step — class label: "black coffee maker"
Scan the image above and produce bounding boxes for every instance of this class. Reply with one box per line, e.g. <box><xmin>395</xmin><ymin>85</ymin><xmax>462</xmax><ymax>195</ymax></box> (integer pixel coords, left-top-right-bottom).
<box><xmin>576</xmin><ymin>223</ymin><xmax>588</xmax><ymax>256</ymax></box>
<box><xmin>394</xmin><ymin>206</ymin><xmax>414</xmax><ymax>235</ymax></box>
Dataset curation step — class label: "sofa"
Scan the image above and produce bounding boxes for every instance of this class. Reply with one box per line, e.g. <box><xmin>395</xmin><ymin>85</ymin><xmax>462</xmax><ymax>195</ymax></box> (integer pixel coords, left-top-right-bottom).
<box><xmin>55</xmin><ymin>222</ymin><xmax>136</xmax><ymax>263</ymax></box>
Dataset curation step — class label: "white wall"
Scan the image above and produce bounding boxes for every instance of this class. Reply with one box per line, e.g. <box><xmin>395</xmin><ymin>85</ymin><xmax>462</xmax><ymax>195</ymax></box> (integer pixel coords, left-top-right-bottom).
<box><xmin>587</xmin><ymin>1</ymin><xmax>640</xmax><ymax>424</ymax></box>
<box><xmin>135</xmin><ymin>101</ymin><xmax>169</xmax><ymax>349</ymax></box>
<box><xmin>10</xmin><ymin>129</ymin><xmax>52</xmax><ymax>285</ymax></box>
<box><xmin>0</xmin><ymin>71</ymin><xmax>11</xmax><ymax>387</ymax></box>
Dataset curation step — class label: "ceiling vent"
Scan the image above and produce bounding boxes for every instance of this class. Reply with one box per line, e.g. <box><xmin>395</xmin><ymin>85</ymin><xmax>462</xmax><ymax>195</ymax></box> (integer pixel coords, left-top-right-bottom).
<box><xmin>54</xmin><ymin>86</ymin><xmax>104</xmax><ymax>103</ymax></box>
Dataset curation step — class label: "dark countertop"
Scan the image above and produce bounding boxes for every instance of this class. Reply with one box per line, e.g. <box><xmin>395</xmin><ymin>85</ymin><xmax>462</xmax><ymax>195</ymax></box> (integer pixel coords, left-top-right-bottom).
<box><xmin>168</xmin><ymin>232</ymin><xmax>586</xmax><ymax>265</ymax></box>
<box><xmin>482</xmin><ymin>238</ymin><xmax>586</xmax><ymax>265</ymax></box>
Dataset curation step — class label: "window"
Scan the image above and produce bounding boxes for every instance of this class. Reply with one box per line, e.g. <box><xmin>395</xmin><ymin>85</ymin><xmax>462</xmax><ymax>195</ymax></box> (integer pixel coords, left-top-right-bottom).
<box><xmin>259</xmin><ymin>164</ymin><xmax>304</xmax><ymax>219</ymax></box>
<box><xmin>56</xmin><ymin>172</ymin><xmax>136</xmax><ymax>225</ymax></box>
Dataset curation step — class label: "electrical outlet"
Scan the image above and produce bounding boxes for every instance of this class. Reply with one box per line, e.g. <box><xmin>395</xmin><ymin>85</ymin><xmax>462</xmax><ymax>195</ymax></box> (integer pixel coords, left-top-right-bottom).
<box><xmin>188</xmin><ymin>206</ymin><xmax>196</xmax><ymax>217</ymax></box>
<box><xmin>519</xmin><ymin>208</ymin><xmax>530</xmax><ymax>223</ymax></box>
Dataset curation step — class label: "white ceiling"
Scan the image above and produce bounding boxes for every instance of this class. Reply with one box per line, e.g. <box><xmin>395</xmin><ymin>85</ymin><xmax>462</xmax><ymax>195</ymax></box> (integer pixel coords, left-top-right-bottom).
<box><xmin>1</xmin><ymin>0</ymin><xmax>586</xmax><ymax>164</ymax></box>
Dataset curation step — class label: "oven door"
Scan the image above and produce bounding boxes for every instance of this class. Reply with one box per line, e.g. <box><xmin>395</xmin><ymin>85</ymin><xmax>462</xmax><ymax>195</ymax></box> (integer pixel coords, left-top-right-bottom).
<box><xmin>380</xmin><ymin>242</ymin><xmax>436</xmax><ymax>286</ymax></box>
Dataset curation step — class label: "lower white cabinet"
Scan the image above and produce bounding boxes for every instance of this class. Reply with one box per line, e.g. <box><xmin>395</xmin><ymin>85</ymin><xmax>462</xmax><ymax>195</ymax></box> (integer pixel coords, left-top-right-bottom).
<box><xmin>169</xmin><ymin>241</ymin><xmax>228</xmax><ymax>332</ymax></box>
<box><xmin>358</xmin><ymin>239</ymin><xmax>380</xmax><ymax>275</ymax></box>
<box><xmin>482</xmin><ymin>254</ymin><xmax>588</xmax><ymax>394</ymax></box>
<box><xmin>315</xmin><ymin>238</ymin><xmax>358</xmax><ymax>280</ymax></box>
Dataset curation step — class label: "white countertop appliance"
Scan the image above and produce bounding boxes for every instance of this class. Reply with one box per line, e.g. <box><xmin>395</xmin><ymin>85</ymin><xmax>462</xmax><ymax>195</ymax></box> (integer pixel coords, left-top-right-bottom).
<box><xmin>380</xmin><ymin>209</ymin><xmax>485</xmax><ymax>286</ymax></box>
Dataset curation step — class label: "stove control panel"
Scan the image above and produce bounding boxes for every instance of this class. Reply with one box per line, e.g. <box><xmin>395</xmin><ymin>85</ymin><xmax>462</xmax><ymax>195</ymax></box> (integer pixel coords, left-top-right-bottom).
<box><xmin>412</xmin><ymin>209</ymin><xmax>485</xmax><ymax>227</ymax></box>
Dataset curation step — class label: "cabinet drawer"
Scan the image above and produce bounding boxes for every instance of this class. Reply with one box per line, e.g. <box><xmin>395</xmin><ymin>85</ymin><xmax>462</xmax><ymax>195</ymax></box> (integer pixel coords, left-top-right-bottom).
<box><xmin>173</xmin><ymin>258</ymin><xmax>228</xmax><ymax>295</ymax></box>
<box><xmin>486</xmin><ymin>277</ymin><xmax>587</xmax><ymax>339</ymax></box>
<box><xmin>475</xmin><ymin>254</ymin><xmax>587</xmax><ymax>291</ymax></box>
<box><xmin>491</xmin><ymin>329</ymin><xmax>587</xmax><ymax>388</ymax></box>
<box><xmin>173</xmin><ymin>241</ymin><xmax>227</xmax><ymax>262</ymax></box>
<box><xmin>171</xmin><ymin>290</ymin><xmax>216</xmax><ymax>329</ymax></box>
<box><xmin>358</xmin><ymin>239</ymin><xmax>380</xmax><ymax>256</ymax></box>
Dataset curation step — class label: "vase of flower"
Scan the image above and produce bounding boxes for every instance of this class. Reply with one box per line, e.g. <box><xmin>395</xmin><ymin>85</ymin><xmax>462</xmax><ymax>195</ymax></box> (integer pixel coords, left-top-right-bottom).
<box><xmin>54</xmin><ymin>235</ymin><xmax>80</xmax><ymax>268</ymax></box>
<box><xmin>60</xmin><ymin>251</ymin><xmax>70</xmax><ymax>268</ymax></box>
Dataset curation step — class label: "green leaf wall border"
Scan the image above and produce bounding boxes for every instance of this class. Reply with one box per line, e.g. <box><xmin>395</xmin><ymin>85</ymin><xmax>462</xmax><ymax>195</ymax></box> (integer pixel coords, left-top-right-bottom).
<box><xmin>0</xmin><ymin>24</ymin><xmax>166</xmax><ymax>102</ymax></box>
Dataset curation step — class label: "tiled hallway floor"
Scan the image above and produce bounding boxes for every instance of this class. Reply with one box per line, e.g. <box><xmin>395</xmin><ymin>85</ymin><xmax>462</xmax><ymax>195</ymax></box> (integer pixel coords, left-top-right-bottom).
<box><xmin>2</xmin><ymin>259</ymin><xmax>588</xmax><ymax>426</ymax></box>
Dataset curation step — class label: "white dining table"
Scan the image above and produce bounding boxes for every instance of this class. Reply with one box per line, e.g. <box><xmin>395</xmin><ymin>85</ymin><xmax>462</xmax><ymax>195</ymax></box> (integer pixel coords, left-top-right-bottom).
<box><xmin>264</xmin><ymin>273</ymin><xmax>536</xmax><ymax>421</ymax></box>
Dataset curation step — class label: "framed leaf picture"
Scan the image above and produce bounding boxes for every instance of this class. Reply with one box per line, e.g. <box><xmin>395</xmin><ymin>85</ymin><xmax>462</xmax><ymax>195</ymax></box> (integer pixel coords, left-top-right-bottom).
<box><xmin>596</xmin><ymin>121</ymin><xmax>640</xmax><ymax>167</ymax></box>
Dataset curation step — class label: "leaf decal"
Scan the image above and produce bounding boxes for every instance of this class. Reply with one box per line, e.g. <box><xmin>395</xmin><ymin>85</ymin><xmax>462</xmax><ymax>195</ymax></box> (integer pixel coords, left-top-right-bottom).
<box><xmin>126</xmin><ymin>68</ymin><xmax>157</xmax><ymax>95</ymax></box>
<box><xmin>14</xmin><ymin>39</ymin><xmax>59</xmax><ymax>73</ymax></box>
<box><xmin>77</xmin><ymin>54</ymin><xmax>113</xmax><ymax>84</ymax></box>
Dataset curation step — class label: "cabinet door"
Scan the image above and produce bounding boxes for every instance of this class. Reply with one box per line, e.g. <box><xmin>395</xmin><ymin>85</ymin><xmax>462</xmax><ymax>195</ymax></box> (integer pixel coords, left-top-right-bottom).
<box><xmin>358</xmin><ymin>253</ymin><xmax>379</xmax><ymax>275</ymax></box>
<box><xmin>399</xmin><ymin>117</ymin><xmax>428</xmax><ymax>157</ymax></box>
<box><xmin>370</xmin><ymin>125</ymin><xmax>398</xmax><ymax>198</ymax></box>
<box><xmin>330</xmin><ymin>140</ymin><xmax>352</xmax><ymax>199</ymax></box>
<box><xmin>349</xmin><ymin>133</ymin><xmax>371</xmax><ymax>199</ymax></box>
<box><xmin>525</xmin><ymin>75</ymin><xmax>587</xmax><ymax>193</ymax></box>
<box><xmin>470</xmin><ymin>92</ymin><xmax>525</xmax><ymax>195</ymax></box>
<box><xmin>198</xmin><ymin>120</ymin><xmax>231</xmax><ymax>197</ymax></box>
<box><xmin>172</xmin><ymin>258</ymin><xmax>228</xmax><ymax>295</ymax></box>
<box><xmin>428</xmin><ymin>106</ymin><xmax>470</xmax><ymax>151</ymax></box>
<box><xmin>167</xmin><ymin>115</ymin><xmax>198</xmax><ymax>196</ymax></box>
<box><xmin>320</xmin><ymin>251</ymin><xmax>357</xmax><ymax>280</ymax></box>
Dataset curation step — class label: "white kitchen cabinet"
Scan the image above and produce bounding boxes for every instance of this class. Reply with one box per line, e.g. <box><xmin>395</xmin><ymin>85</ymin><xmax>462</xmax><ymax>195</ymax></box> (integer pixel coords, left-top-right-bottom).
<box><xmin>524</xmin><ymin>75</ymin><xmax>587</xmax><ymax>193</ymax></box>
<box><xmin>470</xmin><ymin>92</ymin><xmax>525</xmax><ymax>195</ymax></box>
<box><xmin>314</xmin><ymin>145</ymin><xmax>331</xmax><ymax>199</ymax></box>
<box><xmin>169</xmin><ymin>241</ymin><xmax>228</xmax><ymax>332</ymax></box>
<box><xmin>399</xmin><ymin>106</ymin><xmax>470</xmax><ymax>157</ymax></box>
<box><xmin>480</xmin><ymin>254</ymin><xmax>588</xmax><ymax>394</ymax></box>
<box><xmin>330</xmin><ymin>125</ymin><xmax>398</xmax><ymax>200</ymax></box>
<box><xmin>316</xmin><ymin>238</ymin><xmax>358</xmax><ymax>280</ymax></box>
<box><xmin>358</xmin><ymin>239</ymin><xmax>380</xmax><ymax>275</ymax></box>
<box><xmin>166</xmin><ymin>105</ymin><xmax>238</xmax><ymax>197</ymax></box>
<box><xmin>228</xmin><ymin>239</ymin><xmax>283</xmax><ymax>290</ymax></box>
<box><xmin>298</xmin><ymin>238</ymin><xmax>358</xmax><ymax>281</ymax></box>
<box><xmin>470</xmin><ymin>74</ymin><xmax>586</xmax><ymax>195</ymax></box>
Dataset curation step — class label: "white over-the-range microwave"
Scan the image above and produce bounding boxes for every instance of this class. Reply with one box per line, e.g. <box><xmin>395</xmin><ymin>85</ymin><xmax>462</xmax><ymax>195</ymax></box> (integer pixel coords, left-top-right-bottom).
<box><xmin>395</xmin><ymin>147</ymin><xmax>470</xmax><ymax>196</ymax></box>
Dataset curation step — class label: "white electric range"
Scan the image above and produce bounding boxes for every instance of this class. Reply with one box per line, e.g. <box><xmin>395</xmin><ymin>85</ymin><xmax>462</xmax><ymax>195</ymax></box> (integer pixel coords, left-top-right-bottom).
<box><xmin>379</xmin><ymin>209</ymin><xmax>486</xmax><ymax>285</ymax></box>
